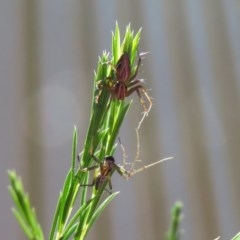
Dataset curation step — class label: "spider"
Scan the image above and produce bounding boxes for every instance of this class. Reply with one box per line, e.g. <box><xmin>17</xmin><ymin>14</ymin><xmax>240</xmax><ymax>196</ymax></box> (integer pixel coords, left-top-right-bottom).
<box><xmin>78</xmin><ymin>155</ymin><xmax>129</xmax><ymax>194</ymax></box>
<box><xmin>98</xmin><ymin>52</ymin><xmax>152</xmax><ymax>117</ymax></box>
<box><xmin>78</xmin><ymin>154</ymin><xmax>172</xmax><ymax>194</ymax></box>
<box><xmin>78</xmin><ymin>129</ymin><xmax>172</xmax><ymax>193</ymax></box>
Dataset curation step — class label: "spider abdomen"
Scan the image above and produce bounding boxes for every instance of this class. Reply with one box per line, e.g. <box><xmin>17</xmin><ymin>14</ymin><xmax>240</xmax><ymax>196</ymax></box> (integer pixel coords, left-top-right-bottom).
<box><xmin>114</xmin><ymin>82</ymin><xmax>127</xmax><ymax>100</ymax></box>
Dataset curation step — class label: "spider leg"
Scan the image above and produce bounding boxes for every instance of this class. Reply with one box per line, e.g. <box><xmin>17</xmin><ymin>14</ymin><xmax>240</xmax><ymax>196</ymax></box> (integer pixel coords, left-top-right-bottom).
<box><xmin>128</xmin><ymin>128</ymin><xmax>142</xmax><ymax>173</ymax></box>
<box><xmin>106</xmin><ymin>176</ymin><xmax>113</xmax><ymax>194</ymax></box>
<box><xmin>129</xmin><ymin>53</ymin><xmax>142</xmax><ymax>81</ymax></box>
<box><xmin>118</xmin><ymin>137</ymin><xmax>131</xmax><ymax>167</ymax></box>
<box><xmin>77</xmin><ymin>154</ymin><xmax>100</xmax><ymax>172</ymax></box>
<box><xmin>100</xmin><ymin>60</ymin><xmax>117</xmax><ymax>72</ymax></box>
<box><xmin>80</xmin><ymin>179</ymin><xmax>96</xmax><ymax>187</ymax></box>
<box><xmin>126</xmin><ymin>83</ymin><xmax>152</xmax><ymax>116</ymax></box>
<box><xmin>114</xmin><ymin>163</ymin><xmax>130</xmax><ymax>179</ymax></box>
<box><xmin>129</xmin><ymin>157</ymin><xmax>173</xmax><ymax>177</ymax></box>
<box><xmin>95</xmin><ymin>78</ymin><xmax>115</xmax><ymax>103</ymax></box>
<box><xmin>95</xmin><ymin>78</ymin><xmax>119</xmax><ymax>113</ymax></box>
<box><xmin>79</xmin><ymin>165</ymin><xmax>99</xmax><ymax>172</ymax></box>
<box><xmin>126</xmin><ymin>81</ymin><xmax>152</xmax><ymax>129</ymax></box>
<box><xmin>92</xmin><ymin>155</ymin><xmax>102</xmax><ymax>164</ymax></box>
<box><xmin>136</xmin><ymin>87</ymin><xmax>152</xmax><ymax>115</ymax></box>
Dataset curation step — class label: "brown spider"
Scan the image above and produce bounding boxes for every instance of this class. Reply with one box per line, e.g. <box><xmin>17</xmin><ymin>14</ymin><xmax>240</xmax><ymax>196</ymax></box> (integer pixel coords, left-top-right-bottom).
<box><xmin>78</xmin><ymin>154</ymin><xmax>172</xmax><ymax>194</ymax></box>
<box><xmin>78</xmin><ymin>130</ymin><xmax>173</xmax><ymax>194</ymax></box>
<box><xmin>98</xmin><ymin>52</ymin><xmax>152</xmax><ymax>116</ymax></box>
<box><xmin>79</xmin><ymin>155</ymin><xmax>129</xmax><ymax>194</ymax></box>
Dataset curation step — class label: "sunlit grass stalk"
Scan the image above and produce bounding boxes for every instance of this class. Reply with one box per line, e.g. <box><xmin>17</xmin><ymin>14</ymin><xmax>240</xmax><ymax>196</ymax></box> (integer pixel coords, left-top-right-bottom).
<box><xmin>51</xmin><ymin>23</ymin><xmax>141</xmax><ymax>240</ymax></box>
<box><xmin>166</xmin><ymin>201</ymin><xmax>183</xmax><ymax>240</ymax></box>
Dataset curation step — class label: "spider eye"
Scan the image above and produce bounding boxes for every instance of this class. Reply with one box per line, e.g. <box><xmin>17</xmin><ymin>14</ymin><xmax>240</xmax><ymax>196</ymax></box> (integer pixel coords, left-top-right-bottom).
<box><xmin>105</xmin><ymin>156</ymin><xmax>115</xmax><ymax>163</ymax></box>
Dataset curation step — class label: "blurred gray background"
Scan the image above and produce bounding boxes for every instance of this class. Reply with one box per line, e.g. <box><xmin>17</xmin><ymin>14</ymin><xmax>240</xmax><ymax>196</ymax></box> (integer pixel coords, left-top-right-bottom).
<box><xmin>1</xmin><ymin>0</ymin><xmax>240</xmax><ymax>239</ymax></box>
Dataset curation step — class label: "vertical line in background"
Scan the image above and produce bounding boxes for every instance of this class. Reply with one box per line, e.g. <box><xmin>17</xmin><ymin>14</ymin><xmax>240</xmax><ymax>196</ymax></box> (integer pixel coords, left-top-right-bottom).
<box><xmin>220</xmin><ymin>1</ymin><xmax>240</xmax><ymax>234</ymax></box>
<box><xmin>0</xmin><ymin>1</ymin><xmax>33</xmax><ymax>239</ymax></box>
<box><xmin>203</xmin><ymin>0</ymin><xmax>240</xmax><ymax>234</ymax></box>
<box><xmin>185</xmin><ymin>0</ymin><xmax>226</xmax><ymax>235</ymax></box>
<box><xmin>158</xmin><ymin>0</ymin><xmax>219</xmax><ymax>239</ymax></box>
<box><xmin>180</xmin><ymin>0</ymin><xmax>222</xmax><ymax>238</ymax></box>
<box><xmin>141</xmin><ymin>4</ymin><xmax>187</xmax><ymax>235</ymax></box>
<box><xmin>218</xmin><ymin>0</ymin><xmax>240</xmax><ymax>226</ymax></box>
<box><xmin>24</xmin><ymin>0</ymin><xmax>44</xmax><ymax>228</ymax></box>
<box><xmin>128</xmin><ymin>1</ymin><xmax>171</xmax><ymax>239</ymax></box>
<box><xmin>184</xmin><ymin>0</ymin><xmax>239</xmax><ymax>238</ymax></box>
<box><xmin>77</xmin><ymin>0</ymin><xmax>99</xmax><ymax>67</ymax></box>
<box><xmin>221</xmin><ymin>0</ymin><xmax>240</xmax><ymax>87</ymax></box>
<box><xmin>119</xmin><ymin>1</ymin><xmax>164</xmax><ymax>239</ymax></box>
